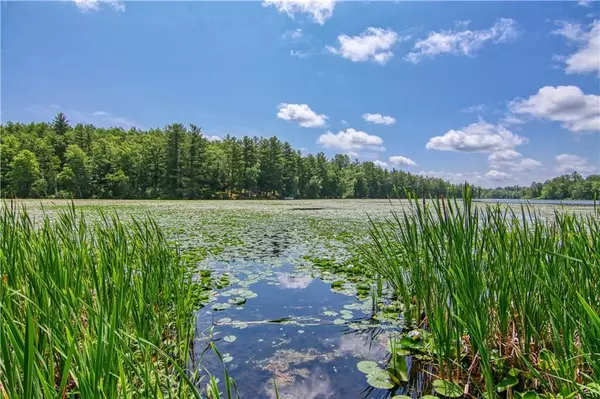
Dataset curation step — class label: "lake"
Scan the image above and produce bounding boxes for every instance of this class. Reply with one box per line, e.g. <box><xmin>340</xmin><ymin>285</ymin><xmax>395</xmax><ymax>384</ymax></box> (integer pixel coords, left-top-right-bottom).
<box><xmin>13</xmin><ymin>199</ymin><xmax>598</xmax><ymax>398</ymax></box>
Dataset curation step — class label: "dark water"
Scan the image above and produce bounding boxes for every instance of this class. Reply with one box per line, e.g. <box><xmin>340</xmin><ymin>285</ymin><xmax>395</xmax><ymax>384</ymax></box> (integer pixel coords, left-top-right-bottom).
<box><xmin>192</xmin><ymin>261</ymin><xmax>428</xmax><ymax>399</ymax></box>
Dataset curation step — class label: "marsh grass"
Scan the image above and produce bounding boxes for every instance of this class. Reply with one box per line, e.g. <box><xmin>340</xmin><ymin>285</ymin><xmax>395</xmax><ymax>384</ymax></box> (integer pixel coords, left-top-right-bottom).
<box><xmin>362</xmin><ymin>187</ymin><xmax>600</xmax><ymax>397</ymax></box>
<box><xmin>0</xmin><ymin>203</ymin><xmax>234</xmax><ymax>398</ymax></box>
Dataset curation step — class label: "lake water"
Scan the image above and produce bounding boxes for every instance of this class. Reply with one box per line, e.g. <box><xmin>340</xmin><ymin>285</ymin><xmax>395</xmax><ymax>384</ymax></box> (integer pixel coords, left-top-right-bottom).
<box><xmin>474</xmin><ymin>198</ymin><xmax>597</xmax><ymax>206</ymax></box>
<box><xmin>14</xmin><ymin>199</ymin><xmax>598</xmax><ymax>398</ymax></box>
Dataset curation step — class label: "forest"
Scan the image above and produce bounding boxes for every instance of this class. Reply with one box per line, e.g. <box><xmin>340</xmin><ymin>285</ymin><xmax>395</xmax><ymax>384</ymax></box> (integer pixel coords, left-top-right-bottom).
<box><xmin>1</xmin><ymin>113</ymin><xmax>598</xmax><ymax>200</ymax></box>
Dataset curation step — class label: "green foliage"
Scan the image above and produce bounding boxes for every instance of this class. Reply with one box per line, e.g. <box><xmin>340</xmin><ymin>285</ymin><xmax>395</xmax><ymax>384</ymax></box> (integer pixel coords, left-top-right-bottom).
<box><xmin>3</xmin><ymin>114</ymin><xmax>597</xmax><ymax>200</ymax></box>
<box><xmin>0</xmin><ymin>205</ymin><xmax>216</xmax><ymax>398</ymax></box>
<box><xmin>362</xmin><ymin>188</ymin><xmax>600</xmax><ymax>396</ymax></box>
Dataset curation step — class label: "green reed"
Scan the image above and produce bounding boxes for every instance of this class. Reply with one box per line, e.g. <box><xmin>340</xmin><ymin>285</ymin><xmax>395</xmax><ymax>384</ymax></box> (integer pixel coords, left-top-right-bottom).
<box><xmin>0</xmin><ymin>204</ymin><xmax>233</xmax><ymax>398</ymax></box>
<box><xmin>362</xmin><ymin>187</ymin><xmax>600</xmax><ymax>397</ymax></box>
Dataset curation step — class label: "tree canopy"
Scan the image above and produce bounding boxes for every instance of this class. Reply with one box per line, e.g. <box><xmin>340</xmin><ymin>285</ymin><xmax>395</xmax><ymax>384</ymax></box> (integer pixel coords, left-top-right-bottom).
<box><xmin>1</xmin><ymin>115</ymin><xmax>598</xmax><ymax>200</ymax></box>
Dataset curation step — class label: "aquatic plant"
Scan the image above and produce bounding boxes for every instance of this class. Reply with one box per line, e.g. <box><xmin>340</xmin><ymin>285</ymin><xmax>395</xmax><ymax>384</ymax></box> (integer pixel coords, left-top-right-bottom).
<box><xmin>0</xmin><ymin>204</ymin><xmax>231</xmax><ymax>398</ymax></box>
<box><xmin>361</xmin><ymin>187</ymin><xmax>600</xmax><ymax>397</ymax></box>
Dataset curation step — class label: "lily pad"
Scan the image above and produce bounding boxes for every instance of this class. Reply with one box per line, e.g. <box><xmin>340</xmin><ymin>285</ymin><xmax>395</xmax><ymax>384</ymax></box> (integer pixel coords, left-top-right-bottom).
<box><xmin>391</xmin><ymin>396</ymin><xmax>411</xmax><ymax>399</ymax></box>
<box><xmin>222</xmin><ymin>353</ymin><xmax>233</xmax><ymax>363</ymax></box>
<box><xmin>212</xmin><ymin>303</ymin><xmax>231</xmax><ymax>311</ymax></box>
<box><xmin>331</xmin><ymin>280</ymin><xmax>344</xmax><ymax>288</ymax></box>
<box><xmin>333</xmin><ymin>318</ymin><xmax>345</xmax><ymax>325</ymax></box>
<box><xmin>228</xmin><ymin>296</ymin><xmax>247</xmax><ymax>305</ymax></box>
<box><xmin>365</xmin><ymin>368</ymin><xmax>394</xmax><ymax>390</ymax></box>
<box><xmin>432</xmin><ymin>379</ymin><xmax>463</xmax><ymax>398</ymax></box>
<box><xmin>223</xmin><ymin>335</ymin><xmax>237</xmax><ymax>343</ymax></box>
<box><xmin>357</xmin><ymin>360</ymin><xmax>379</xmax><ymax>374</ymax></box>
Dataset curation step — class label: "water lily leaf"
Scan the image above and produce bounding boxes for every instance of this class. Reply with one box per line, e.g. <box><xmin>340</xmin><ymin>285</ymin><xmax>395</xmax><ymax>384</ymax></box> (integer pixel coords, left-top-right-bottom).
<box><xmin>323</xmin><ymin>310</ymin><xmax>338</xmax><ymax>316</ymax></box>
<box><xmin>222</xmin><ymin>353</ymin><xmax>233</xmax><ymax>363</ymax></box>
<box><xmin>333</xmin><ymin>318</ymin><xmax>345</xmax><ymax>325</ymax></box>
<box><xmin>432</xmin><ymin>379</ymin><xmax>463</xmax><ymax>398</ymax></box>
<box><xmin>331</xmin><ymin>280</ymin><xmax>344</xmax><ymax>288</ymax></box>
<box><xmin>223</xmin><ymin>335</ymin><xmax>236</xmax><ymax>343</ymax></box>
<box><xmin>228</xmin><ymin>296</ymin><xmax>246</xmax><ymax>305</ymax></box>
<box><xmin>497</xmin><ymin>375</ymin><xmax>519</xmax><ymax>392</ymax></box>
<box><xmin>212</xmin><ymin>303</ymin><xmax>231</xmax><ymax>311</ymax></box>
<box><xmin>388</xmin><ymin>355</ymin><xmax>408</xmax><ymax>382</ymax></box>
<box><xmin>391</xmin><ymin>396</ymin><xmax>411</xmax><ymax>399</ymax></box>
<box><xmin>421</xmin><ymin>396</ymin><xmax>439</xmax><ymax>399</ymax></box>
<box><xmin>366</xmin><ymin>369</ymin><xmax>394</xmax><ymax>390</ymax></box>
<box><xmin>218</xmin><ymin>317</ymin><xmax>232</xmax><ymax>324</ymax></box>
<box><xmin>357</xmin><ymin>360</ymin><xmax>379</xmax><ymax>374</ymax></box>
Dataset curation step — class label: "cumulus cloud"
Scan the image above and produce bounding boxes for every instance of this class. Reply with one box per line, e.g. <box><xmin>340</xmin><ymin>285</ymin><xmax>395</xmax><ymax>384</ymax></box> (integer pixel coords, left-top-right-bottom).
<box><xmin>389</xmin><ymin>155</ymin><xmax>417</xmax><ymax>167</ymax></box>
<box><xmin>488</xmin><ymin>150</ymin><xmax>542</xmax><ymax>172</ymax></box>
<box><xmin>362</xmin><ymin>113</ymin><xmax>396</xmax><ymax>125</ymax></box>
<box><xmin>426</xmin><ymin>118</ymin><xmax>527</xmax><ymax>153</ymax></box>
<box><xmin>406</xmin><ymin>18</ymin><xmax>518</xmax><ymax>63</ymax></box>
<box><xmin>263</xmin><ymin>0</ymin><xmax>335</xmax><ymax>25</ymax></box>
<box><xmin>417</xmin><ymin>170</ymin><xmax>484</xmax><ymax>184</ymax></box>
<box><xmin>374</xmin><ymin>160</ymin><xmax>389</xmax><ymax>169</ymax></box>
<box><xmin>556</xmin><ymin>153</ymin><xmax>597</xmax><ymax>174</ymax></box>
<box><xmin>485</xmin><ymin>169</ymin><xmax>513</xmax><ymax>181</ymax></box>
<box><xmin>317</xmin><ymin>128</ymin><xmax>385</xmax><ymax>152</ymax></box>
<box><xmin>327</xmin><ymin>27</ymin><xmax>408</xmax><ymax>65</ymax></box>
<box><xmin>73</xmin><ymin>0</ymin><xmax>124</xmax><ymax>12</ymax></box>
<box><xmin>277</xmin><ymin>103</ymin><xmax>328</xmax><ymax>128</ymax></box>
<box><xmin>205</xmin><ymin>135</ymin><xmax>222</xmax><ymax>142</ymax></box>
<box><xmin>552</xmin><ymin>20</ymin><xmax>600</xmax><ymax>75</ymax></box>
<box><xmin>509</xmin><ymin>85</ymin><xmax>600</xmax><ymax>133</ymax></box>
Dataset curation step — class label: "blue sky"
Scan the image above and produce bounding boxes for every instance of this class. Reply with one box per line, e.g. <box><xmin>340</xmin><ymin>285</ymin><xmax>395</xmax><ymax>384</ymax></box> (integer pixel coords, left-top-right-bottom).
<box><xmin>2</xmin><ymin>0</ymin><xmax>599</xmax><ymax>187</ymax></box>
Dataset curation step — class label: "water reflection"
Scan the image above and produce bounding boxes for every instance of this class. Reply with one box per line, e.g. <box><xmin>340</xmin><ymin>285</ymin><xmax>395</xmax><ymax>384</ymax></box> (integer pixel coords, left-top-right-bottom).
<box><xmin>264</xmin><ymin>367</ymin><xmax>334</xmax><ymax>399</ymax></box>
<box><xmin>277</xmin><ymin>273</ymin><xmax>314</xmax><ymax>289</ymax></box>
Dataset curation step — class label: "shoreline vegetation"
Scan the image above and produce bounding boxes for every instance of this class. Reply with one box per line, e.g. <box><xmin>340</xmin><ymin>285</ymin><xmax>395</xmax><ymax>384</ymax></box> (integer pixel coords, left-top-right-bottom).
<box><xmin>0</xmin><ymin>203</ymin><xmax>236</xmax><ymax>399</ymax></box>
<box><xmin>2</xmin><ymin>114</ymin><xmax>599</xmax><ymax>201</ymax></box>
<box><xmin>362</xmin><ymin>188</ymin><xmax>599</xmax><ymax>398</ymax></box>
<box><xmin>2</xmin><ymin>187</ymin><xmax>598</xmax><ymax>397</ymax></box>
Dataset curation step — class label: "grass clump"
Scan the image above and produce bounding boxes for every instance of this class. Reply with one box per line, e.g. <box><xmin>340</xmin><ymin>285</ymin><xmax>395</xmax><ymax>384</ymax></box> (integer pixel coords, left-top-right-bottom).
<box><xmin>362</xmin><ymin>187</ymin><xmax>600</xmax><ymax>398</ymax></box>
<box><xmin>0</xmin><ymin>204</ymin><xmax>219</xmax><ymax>398</ymax></box>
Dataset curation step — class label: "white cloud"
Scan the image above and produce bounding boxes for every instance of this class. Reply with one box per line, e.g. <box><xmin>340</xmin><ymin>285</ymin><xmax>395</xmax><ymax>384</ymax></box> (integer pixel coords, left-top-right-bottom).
<box><xmin>406</xmin><ymin>18</ymin><xmax>518</xmax><ymax>63</ymax></box>
<box><xmin>389</xmin><ymin>155</ymin><xmax>417</xmax><ymax>167</ymax></box>
<box><xmin>426</xmin><ymin>118</ymin><xmax>527</xmax><ymax>153</ymax></box>
<box><xmin>485</xmin><ymin>169</ymin><xmax>513</xmax><ymax>181</ymax></box>
<box><xmin>290</xmin><ymin>49</ymin><xmax>313</xmax><ymax>59</ymax></box>
<box><xmin>578</xmin><ymin>0</ymin><xmax>593</xmax><ymax>7</ymax></box>
<box><xmin>73</xmin><ymin>0</ymin><xmax>124</xmax><ymax>12</ymax></box>
<box><xmin>205</xmin><ymin>135</ymin><xmax>222</xmax><ymax>142</ymax></box>
<box><xmin>417</xmin><ymin>170</ymin><xmax>484</xmax><ymax>185</ymax></box>
<box><xmin>461</xmin><ymin>104</ymin><xmax>487</xmax><ymax>113</ymax></box>
<box><xmin>509</xmin><ymin>85</ymin><xmax>600</xmax><ymax>133</ymax></box>
<box><xmin>374</xmin><ymin>160</ymin><xmax>389</xmax><ymax>169</ymax></box>
<box><xmin>362</xmin><ymin>113</ymin><xmax>396</xmax><ymax>125</ymax></box>
<box><xmin>552</xmin><ymin>20</ymin><xmax>600</xmax><ymax>75</ymax></box>
<box><xmin>277</xmin><ymin>103</ymin><xmax>328</xmax><ymax>128</ymax></box>
<box><xmin>317</xmin><ymin>128</ymin><xmax>385</xmax><ymax>152</ymax></box>
<box><xmin>488</xmin><ymin>150</ymin><xmax>542</xmax><ymax>172</ymax></box>
<box><xmin>556</xmin><ymin>153</ymin><xmax>597</xmax><ymax>174</ymax></box>
<box><xmin>282</xmin><ymin>28</ymin><xmax>303</xmax><ymax>41</ymax></box>
<box><xmin>327</xmin><ymin>27</ymin><xmax>408</xmax><ymax>65</ymax></box>
<box><xmin>263</xmin><ymin>0</ymin><xmax>335</xmax><ymax>25</ymax></box>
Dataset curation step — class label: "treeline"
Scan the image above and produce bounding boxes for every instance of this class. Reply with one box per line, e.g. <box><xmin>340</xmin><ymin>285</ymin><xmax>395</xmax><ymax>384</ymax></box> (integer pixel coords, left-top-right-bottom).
<box><xmin>1</xmin><ymin>113</ymin><xmax>462</xmax><ymax>199</ymax></box>
<box><xmin>480</xmin><ymin>173</ymin><xmax>600</xmax><ymax>200</ymax></box>
<box><xmin>1</xmin><ymin>113</ymin><xmax>598</xmax><ymax>200</ymax></box>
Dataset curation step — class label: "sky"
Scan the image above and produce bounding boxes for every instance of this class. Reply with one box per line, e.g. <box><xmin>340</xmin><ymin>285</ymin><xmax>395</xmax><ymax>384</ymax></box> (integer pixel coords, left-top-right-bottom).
<box><xmin>1</xmin><ymin>0</ymin><xmax>599</xmax><ymax>188</ymax></box>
